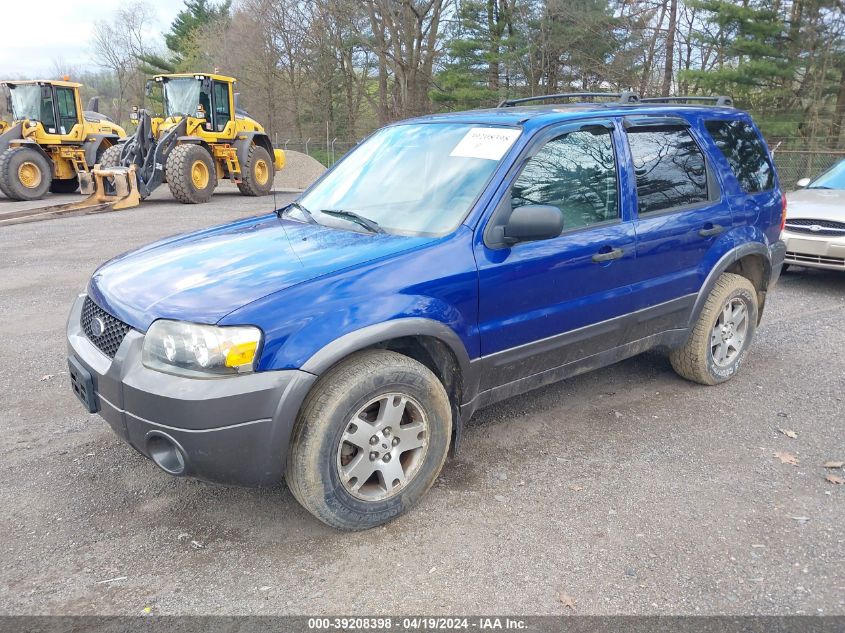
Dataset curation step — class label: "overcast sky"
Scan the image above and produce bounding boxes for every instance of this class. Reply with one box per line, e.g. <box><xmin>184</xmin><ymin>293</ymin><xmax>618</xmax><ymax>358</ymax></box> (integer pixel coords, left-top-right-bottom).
<box><xmin>0</xmin><ymin>0</ymin><xmax>184</xmax><ymax>77</ymax></box>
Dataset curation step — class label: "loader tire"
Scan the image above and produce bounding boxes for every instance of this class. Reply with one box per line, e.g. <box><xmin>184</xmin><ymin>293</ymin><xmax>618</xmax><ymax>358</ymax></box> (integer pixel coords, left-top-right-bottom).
<box><xmin>98</xmin><ymin>144</ymin><xmax>123</xmax><ymax>169</ymax></box>
<box><xmin>0</xmin><ymin>147</ymin><xmax>52</xmax><ymax>201</ymax></box>
<box><xmin>237</xmin><ymin>144</ymin><xmax>274</xmax><ymax>197</ymax></box>
<box><xmin>166</xmin><ymin>144</ymin><xmax>217</xmax><ymax>204</ymax></box>
<box><xmin>49</xmin><ymin>177</ymin><xmax>79</xmax><ymax>194</ymax></box>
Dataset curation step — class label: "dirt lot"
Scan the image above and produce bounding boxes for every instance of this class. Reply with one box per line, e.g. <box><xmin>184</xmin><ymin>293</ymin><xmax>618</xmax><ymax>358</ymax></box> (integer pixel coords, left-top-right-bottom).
<box><xmin>0</xmin><ymin>188</ymin><xmax>843</xmax><ymax>616</ymax></box>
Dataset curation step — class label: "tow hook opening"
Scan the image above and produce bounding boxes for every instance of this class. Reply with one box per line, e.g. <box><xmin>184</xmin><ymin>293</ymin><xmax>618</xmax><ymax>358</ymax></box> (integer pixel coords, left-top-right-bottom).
<box><xmin>146</xmin><ymin>432</ymin><xmax>187</xmax><ymax>476</ymax></box>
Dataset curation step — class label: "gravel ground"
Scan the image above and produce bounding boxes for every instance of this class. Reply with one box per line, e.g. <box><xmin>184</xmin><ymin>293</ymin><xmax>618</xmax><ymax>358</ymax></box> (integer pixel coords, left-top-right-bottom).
<box><xmin>0</xmin><ymin>195</ymin><xmax>843</xmax><ymax>616</ymax></box>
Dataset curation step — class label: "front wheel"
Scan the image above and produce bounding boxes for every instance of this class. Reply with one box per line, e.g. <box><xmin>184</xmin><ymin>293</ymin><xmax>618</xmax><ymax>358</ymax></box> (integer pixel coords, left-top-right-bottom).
<box><xmin>166</xmin><ymin>144</ymin><xmax>217</xmax><ymax>204</ymax></box>
<box><xmin>670</xmin><ymin>272</ymin><xmax>758</xmax><ymax>385</ymax></box>
<box><xmin>285</xmin><ymin>350</ymin><xmax>452</xmax><ymax>530</ymax></box>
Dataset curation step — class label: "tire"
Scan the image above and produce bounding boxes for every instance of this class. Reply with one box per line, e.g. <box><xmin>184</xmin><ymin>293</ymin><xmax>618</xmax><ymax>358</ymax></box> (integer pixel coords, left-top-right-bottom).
<box><xmin>237</xmin><ymin>144</ymin><xmax>274</xmax><ymax>197</ymax></box>
<box><xmin>286</xmin><ymin>349</ymin><xmax>452</xmax><ymax>530</ymax></box>
<box><xmin>49</xmin><ymin>176</ymin><xmax>79</xmax><ymax>194</ymax></box>
<box><xmin>165</xmin><ymin>144</ymin><xmax>217</xmax><ymax>204</ymax></box>
<box><xmin>0</xmin><ymin>147</ymin><xmax>52</xmax><ymax>201</ymax></box>
<box><xmin>98</xmin><ymin>144</ymin><xmax>123</xmax><ymax>169</ymax></box>
<box><xmin>670</xmin><ymin>272</ymin><xmax>758</xmax><ymax>386</ymax></box>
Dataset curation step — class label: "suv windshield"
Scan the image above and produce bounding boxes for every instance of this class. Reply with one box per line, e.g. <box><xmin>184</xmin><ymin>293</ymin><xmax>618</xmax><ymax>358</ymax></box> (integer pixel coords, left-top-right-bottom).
<box><xmin>808</xmin><ymin>159</ymin><xmax>845</xmax><ymax>189</ymax></box>
<box><xmin>9</xmin><ymin>84</ymin><xmax>44</xmax><ymax>121</ymax></box>
<box><xmin>297</xmin><ymin>123</ymin><xmax>521</xmax><ymax>236</ymax></box>
<box><xmin>163</xmin><ymin>78</ymin><xmax>201</xmax><ymax>117</ymax></box>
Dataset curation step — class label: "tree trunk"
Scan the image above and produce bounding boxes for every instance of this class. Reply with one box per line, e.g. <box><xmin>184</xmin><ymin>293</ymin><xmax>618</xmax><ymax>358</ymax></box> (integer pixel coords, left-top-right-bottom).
<box><xmin>661</xmin><ymin>0</ymin><xmax>677</xmax><ymax>96</ymax></box>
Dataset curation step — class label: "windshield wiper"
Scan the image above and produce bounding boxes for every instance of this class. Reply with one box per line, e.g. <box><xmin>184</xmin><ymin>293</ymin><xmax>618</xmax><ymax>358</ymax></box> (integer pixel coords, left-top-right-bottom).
<box><xmin>278</xmin><ymin>201</ymin><xmax>318</xmax><ymax>224</ymax></box>
<box><xmin>320</xmin><ymin>209</ymin><xmax>385</xmax><ymax>234</ymax></box>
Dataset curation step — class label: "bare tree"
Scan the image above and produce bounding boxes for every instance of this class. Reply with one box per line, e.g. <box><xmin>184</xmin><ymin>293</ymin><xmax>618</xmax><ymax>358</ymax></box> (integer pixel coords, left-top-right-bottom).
<box><xmin>91</xmin><ymin>2</ymin><xmax>155</xmax><ymax>123</ymax></box>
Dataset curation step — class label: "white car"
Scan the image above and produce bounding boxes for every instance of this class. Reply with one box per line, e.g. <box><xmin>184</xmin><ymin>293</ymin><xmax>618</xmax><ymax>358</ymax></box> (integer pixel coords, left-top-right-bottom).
<box><xmin>783</xmin><ymin>162</ymin><xmax>845</xmax><ymax>271</ymax></box>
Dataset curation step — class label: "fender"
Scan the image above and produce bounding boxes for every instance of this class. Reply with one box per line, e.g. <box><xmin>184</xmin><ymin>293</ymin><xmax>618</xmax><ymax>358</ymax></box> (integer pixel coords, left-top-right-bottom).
<box><xmin>7</xmin><ymin>137</ymin><xmax>54</xmax><ymax>167</ymax></box>
<box><xmin>300</xmin><ymin>317</ymin><xmax>478</xmax><ymax>456</ymax></box>
<box><xmin>688</xmin><ymin>241</ymin><xmax>771</xmax><ymax>329</ymax></box>
<box><xmin>301</xmin><ymin>317</ymin><xmax>473</xmax><ymax>380</ymax></box>
<box><xmin>82</xmin><ymin>134</ymin><xmax>121</xmax><ymax>166</ymax></box>
<box><xmin>233</xmin><ymin>132</ymin><xmax>274</xmax><ymax>174</ymax></box>
<box><xmin>176</xmin><ymin>136</ymin><xmax>208</xmax><ymax>147</ymax></box>
<box><xmin>0</xmin><ymin>122</ymin><xmax>23</xmax><ymax>153</ymax></box>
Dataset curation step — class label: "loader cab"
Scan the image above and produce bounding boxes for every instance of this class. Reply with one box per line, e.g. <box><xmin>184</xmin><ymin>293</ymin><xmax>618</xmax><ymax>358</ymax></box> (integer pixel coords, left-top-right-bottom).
<box><xmin>4</xmin><ymin>81</ymin><xmax>83</xmax><ymax>139</ymax></box>
<box><xmin>157</xmin><ymin>73</ymin><xmax>235</xmax><ymax>136</ymax></box>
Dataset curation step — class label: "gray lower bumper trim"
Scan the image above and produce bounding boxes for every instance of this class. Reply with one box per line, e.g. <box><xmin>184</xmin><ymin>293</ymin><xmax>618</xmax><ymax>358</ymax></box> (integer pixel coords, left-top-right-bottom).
<box><xmin>66</xmin><ymin>294</ymin><xmax>318</xmax><ymax>487</ymax></box>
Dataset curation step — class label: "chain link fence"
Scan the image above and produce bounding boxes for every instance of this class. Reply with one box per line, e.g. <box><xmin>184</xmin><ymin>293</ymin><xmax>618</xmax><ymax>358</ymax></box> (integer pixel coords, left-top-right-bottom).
<box><xmin>274</xmin><ymin>139</ymin><xmax>359</xmax><ymax>167</ymax></box>
<box><xmin>771</xmin><ymin>148</ymin><xmax>845</xmax><ymax>190</ymax></box>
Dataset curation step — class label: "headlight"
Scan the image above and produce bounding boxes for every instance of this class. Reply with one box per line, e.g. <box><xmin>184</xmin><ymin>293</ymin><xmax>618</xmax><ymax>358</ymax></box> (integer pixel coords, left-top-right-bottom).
<box><xmin>142</xmin><ymin>320</ymin><xmax>262</xmax><ymax>378</ymax></box>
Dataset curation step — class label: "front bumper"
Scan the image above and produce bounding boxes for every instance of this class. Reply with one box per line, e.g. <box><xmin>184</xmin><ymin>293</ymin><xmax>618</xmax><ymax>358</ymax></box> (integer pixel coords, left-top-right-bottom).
<box><xmin>782</xmin><ymin>230</ymin><xmax>845</xmax><ymax>271</ymax></box>
<box><xmin>66</xmin><ymin>295</ymin><xmax>317</xmax><ymax>487</ymax></box>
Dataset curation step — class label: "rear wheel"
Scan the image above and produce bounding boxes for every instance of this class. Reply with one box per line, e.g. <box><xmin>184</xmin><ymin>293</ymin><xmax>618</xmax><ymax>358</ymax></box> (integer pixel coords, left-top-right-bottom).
<box><xmin>166</xmin><ymin>144</ymin><xmax>217</xmax><ymax>204</ymax></box>
<box><xmin>0</xmin><ymin>147</ymin><xmax>52</xmax><ymax>200</ymax></box>
<box><xmin>670</xmin><ymin>272</ymin><xmax>758</xmax><ymax>385</ymax></box>
<box><xmin>285</xmin><ymin>350</ymin><xmax>452</xmax><ymax>530</ymax></box>
<box><xmin>49</xmin><ymin>176</ymin><xmax>79</xmax><ymax>194</ymax></box>
<box><xmin>237</xmin><ymin>144</ymin><xmax>274</xmax><ymax>197</ymax></box>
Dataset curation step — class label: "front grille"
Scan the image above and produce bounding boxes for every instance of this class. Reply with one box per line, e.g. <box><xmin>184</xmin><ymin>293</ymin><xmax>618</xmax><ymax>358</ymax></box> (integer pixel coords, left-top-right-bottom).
<box><xmin>785</xmin><ymin>251</ymin><xmax>845</xmax><ymax>268</ymax></box>
<box><xmin>81</xmin><ymin>296</ymin><xmax>131</xmax><ymax>358</ymax></box>
<box><xmin>784</xmin><ymin>218</ymin><xmax>845</xmax><ymax>236</ymax></box>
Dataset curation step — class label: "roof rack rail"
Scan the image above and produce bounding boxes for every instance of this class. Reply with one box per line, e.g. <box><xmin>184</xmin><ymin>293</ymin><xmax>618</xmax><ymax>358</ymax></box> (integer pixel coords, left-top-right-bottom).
<box><xmin>497</xmin><ymin>91</ymin><xmax>640</xmax><ymax>108</ymax></box>
<box><xmin>639</xmin><ymin>95</ymin><xmax>734</xmax><ymax>107</ymax></box>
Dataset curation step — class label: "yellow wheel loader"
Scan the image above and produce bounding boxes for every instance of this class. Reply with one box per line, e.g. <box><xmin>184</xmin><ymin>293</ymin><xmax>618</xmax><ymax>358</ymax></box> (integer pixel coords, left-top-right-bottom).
<box><xmin>95</xmin><ymin>73</ymin><xmax>284</xmax><ymax>206</ymax></box>
<box><xmin>0</xmin><ymin>80</ymin><xmax>126</xmax><ymax>200</ymax></box>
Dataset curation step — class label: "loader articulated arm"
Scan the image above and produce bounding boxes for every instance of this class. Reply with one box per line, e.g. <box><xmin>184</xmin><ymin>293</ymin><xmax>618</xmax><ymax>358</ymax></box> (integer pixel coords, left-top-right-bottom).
<box><xmin>119</xmin><ymin>110</ymin><xmax>186</xmax><ymax>199</ymax></box>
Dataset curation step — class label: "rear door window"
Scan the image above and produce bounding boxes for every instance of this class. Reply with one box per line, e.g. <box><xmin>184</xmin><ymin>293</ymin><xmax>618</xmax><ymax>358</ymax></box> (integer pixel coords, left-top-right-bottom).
<box><xmin>626</xmin><ymin>126</ymin><xmax>709</xmax><ymax>214</ymax></box>
<box><xmin>704</xmin><ymin>119</ymin><xmax>774</xmax><ymax>193</ymax></box>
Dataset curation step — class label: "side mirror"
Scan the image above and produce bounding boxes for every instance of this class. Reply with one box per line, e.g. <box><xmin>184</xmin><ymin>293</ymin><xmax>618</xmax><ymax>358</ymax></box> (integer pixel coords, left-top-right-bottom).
<box><xmin>129</xmin><ymin>105</ymin><xmax>139</xmax><ymax>122</ymax></box>
<box><xmin>145</xmin><ymin>80</ymin><xmax>153</xmax><ymax>96</ymax></box>
<box><xmin>795</xmin><ymin>177</ymin><xmax>811</xmax><ymax>188</ymax></box>
<box><xmin>503</xmin><ymin>205</ymin><xmax>564</xmax><ymax>245</ymax></box>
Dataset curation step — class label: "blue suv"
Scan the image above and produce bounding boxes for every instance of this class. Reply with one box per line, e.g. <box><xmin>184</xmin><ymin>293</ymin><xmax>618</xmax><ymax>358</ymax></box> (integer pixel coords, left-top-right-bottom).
<box><xmin>67</xmin><ymin>93</ymin><xmax>786</xmax><ymax>529</ymax></box>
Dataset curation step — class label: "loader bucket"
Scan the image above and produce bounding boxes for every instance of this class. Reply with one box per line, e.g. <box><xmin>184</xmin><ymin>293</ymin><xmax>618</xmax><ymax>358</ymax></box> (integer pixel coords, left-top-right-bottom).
<box><xmin>70</xmin><ymin>164</ymin><xmax>141</xmax><ymax>211</ymax></box>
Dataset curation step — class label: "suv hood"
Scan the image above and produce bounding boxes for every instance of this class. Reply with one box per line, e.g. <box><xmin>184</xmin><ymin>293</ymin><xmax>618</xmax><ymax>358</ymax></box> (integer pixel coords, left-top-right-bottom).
<box><xmin>88</xmin><ymin>214</ymin><xmax>434</xmax><ymax>330</ymax></box>
<box><xmin>785</xmin><ymin>188</ymin><xmax>845</xmax><ymax>221</ymax></box>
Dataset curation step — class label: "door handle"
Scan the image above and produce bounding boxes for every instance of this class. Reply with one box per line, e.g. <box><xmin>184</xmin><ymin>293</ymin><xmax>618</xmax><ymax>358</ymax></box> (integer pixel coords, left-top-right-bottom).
<box><xmin>698</xmin><ymin>224</ymin><xmax>725</xmax><ymax>237</ymax></box>
<box><xmin>592</xmin><ymin>247</ymin><xmax>624</xmax><ymax>263</ymax></box>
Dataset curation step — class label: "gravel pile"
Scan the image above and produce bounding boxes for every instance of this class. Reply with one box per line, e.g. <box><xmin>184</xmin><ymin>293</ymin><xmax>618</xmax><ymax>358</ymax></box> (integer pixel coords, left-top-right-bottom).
<box><xmin>275</xmin><ymin>150</ymin><xmax>327</xmax><ymax>191</ymax></box>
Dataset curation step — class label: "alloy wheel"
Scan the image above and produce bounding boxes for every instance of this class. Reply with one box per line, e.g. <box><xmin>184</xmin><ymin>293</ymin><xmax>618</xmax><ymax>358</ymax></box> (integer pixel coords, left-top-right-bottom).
<box><xmin>336</xmin><ymin>393</ymin><xmax>429</xmax><ymax>502</ymax></box>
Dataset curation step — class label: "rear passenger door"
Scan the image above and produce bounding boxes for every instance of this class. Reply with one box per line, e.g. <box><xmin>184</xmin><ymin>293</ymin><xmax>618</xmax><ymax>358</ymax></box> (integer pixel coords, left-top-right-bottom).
<box><xmin>623</xmin><ymin>118</ymin><xmax>733</xmax><ymax>318</ymax></box>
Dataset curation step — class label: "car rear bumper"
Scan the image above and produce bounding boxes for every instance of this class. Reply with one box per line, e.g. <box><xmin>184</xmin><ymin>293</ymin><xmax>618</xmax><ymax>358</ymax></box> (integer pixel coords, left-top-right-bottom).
<box><xmin>782</xmin><ymin>230</ymin><xmax>845</xmax><ymax>271</ymax></box>
<box><xmin>66</xmin><ymin>294</ymin><xmax>317</xmax><ymax>487</ymax></box>
<box><xmin>769</xmin><ymin>239</ymin><xmax>787</xmax><ymax>286</ymax></box>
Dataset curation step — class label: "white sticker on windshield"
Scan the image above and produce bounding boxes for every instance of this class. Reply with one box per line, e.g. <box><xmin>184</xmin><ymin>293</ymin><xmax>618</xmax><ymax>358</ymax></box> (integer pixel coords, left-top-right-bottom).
<box><xmin>450</xmin><ymin>127</ymin><xmax>521</xmax><ymax>161</ymax></box>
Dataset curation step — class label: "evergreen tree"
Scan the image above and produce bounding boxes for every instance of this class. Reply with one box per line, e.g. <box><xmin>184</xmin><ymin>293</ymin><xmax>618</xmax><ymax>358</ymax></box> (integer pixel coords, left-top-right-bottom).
<box><xmin>680</xmin><ymin>0</ymin><xmax>794</xmax><ymax>131</ymax></box>
<box><xmin>165</xmin><ymin>0</ymin><xmax>232</xmax><ymax>63</ymax></box>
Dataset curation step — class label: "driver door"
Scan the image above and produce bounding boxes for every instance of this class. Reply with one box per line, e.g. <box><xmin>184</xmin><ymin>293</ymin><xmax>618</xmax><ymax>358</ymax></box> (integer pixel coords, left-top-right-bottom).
<box><xmin>474</xmin><ymin>120</ymin><xmax>638</xmax><ymax>391</ymax></box>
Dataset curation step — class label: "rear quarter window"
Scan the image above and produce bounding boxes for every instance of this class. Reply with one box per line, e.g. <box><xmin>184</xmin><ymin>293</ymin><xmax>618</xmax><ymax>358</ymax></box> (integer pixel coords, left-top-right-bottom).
<box><xmin>704</xmin><ymin>119</ymin><xmax>774</xmax><ymax>193</ymax></box>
